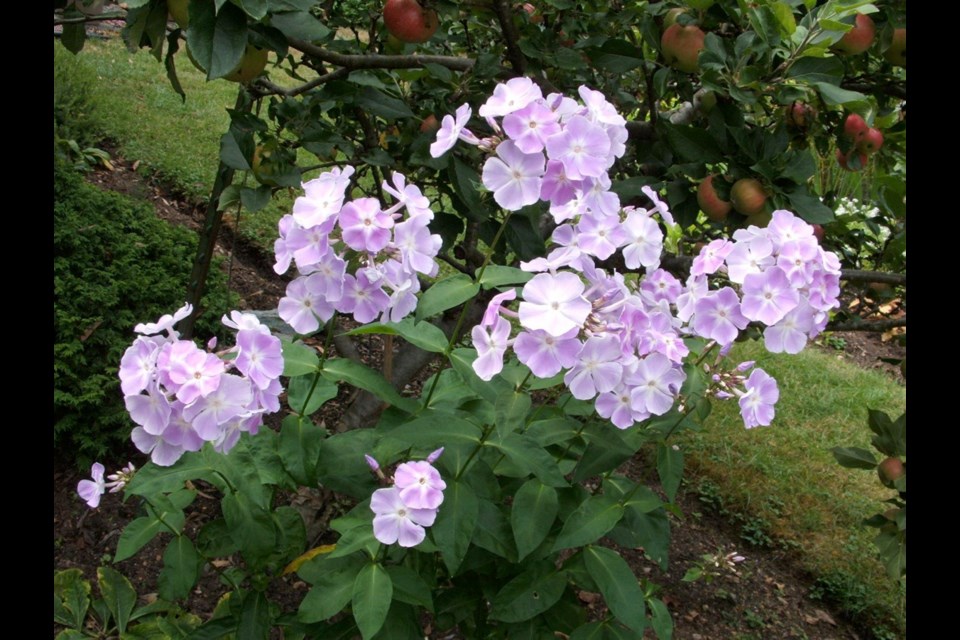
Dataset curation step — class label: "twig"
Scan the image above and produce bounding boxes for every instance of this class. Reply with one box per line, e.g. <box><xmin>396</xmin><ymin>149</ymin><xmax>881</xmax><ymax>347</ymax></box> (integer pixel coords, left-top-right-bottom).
<box><xmin>287</xmin><ymin>37</ymin><xmax>475</xmax><ymax>72</ymax></box>
<box><xmin>250</xmin><ymin>68</ymin><xmax>349</xmax><ymax>98</ymax></box>
<box><xmin>490</xmin><ymin>0</ymin><xmax>527</xmax><ymax>75</ymax></box>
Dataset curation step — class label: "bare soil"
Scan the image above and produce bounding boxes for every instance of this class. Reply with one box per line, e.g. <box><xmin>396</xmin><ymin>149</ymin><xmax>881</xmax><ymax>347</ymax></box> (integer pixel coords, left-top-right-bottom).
<box><xmin>54</xmin><ymin>153</ymin><xmax>902</xmax><ymax>639</ymax></box>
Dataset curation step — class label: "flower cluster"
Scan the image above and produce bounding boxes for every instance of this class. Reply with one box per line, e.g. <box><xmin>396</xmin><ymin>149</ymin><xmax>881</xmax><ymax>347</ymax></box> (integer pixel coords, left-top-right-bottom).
<box><xmin>77</xmin><ymin>461</ymin><xmax>136</xmax><ymax>508</ymax></box>
<box><xmin>367</xmin><ymin>449</ymin><xmax>446</xmax><ymax>548</ymax></box>
<box><xmin>117</xmin><ymin>305</ymin><xmax>283</xmax><ymax>466</ymax></box>
<box><xmin>431</xmin><ymin>81</ymin><xmax>842</xmax><ymax>431</ymax></box>
<box><xmin>274</xmin><ymin>168</ymin><xmax>442</xmax><ymax>334</ymax></box>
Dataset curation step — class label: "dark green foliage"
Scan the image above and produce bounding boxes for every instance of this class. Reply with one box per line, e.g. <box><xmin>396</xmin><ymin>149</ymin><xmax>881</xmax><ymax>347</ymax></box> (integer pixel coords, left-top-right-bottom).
<box><xmin>54</xmin><ymin>159</ymin><xmax>233</xmax><ymax>466</ymax></box>
<box><xmin>54</xmin><ymin>42</ymin><xmax>101</xmax><ymax>149</ymax></box>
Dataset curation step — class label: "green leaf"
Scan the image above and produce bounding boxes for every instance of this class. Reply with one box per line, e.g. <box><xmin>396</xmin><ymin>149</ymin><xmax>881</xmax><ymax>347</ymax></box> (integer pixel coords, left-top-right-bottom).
<box><xmin>240</xmin><ymin>185</ymin><xmax>273</xmax><ymax>212</ymax></box>
<box><xmin>553</xmin><ymin>494</ymin><xmax>625</xmax><ymax>551</ymax></box>
<box><xmin>279</xmin><ymin>414</ymin><xmax>325</xmax><ymax>485</ymax></box>
<box><xmin>344</xmin><ymin>318</ymin><xmax>448</xmax><ymax>353</ymax></box>
<box><xmin>489</xmin><ymin>433</ymin><xmax>570</xmax><ymax>487</ymax></box>
<box><xmin>786</xmin><ymin>56</ymin><xmax>844</xmax><ymax>84</ymax></box>
<box><xmin>352</xmin><ymin>563</ymin><xmax>393</xmax><ymax>640</ymax></box>
<box><xmin>495</xmin><ymin>389</ymin><xmax>532</xmax><ymax>439</ymax></box>
<box><xmin>416</xmin><ymin>274</ymin><xmax>480</xmax><ymax>321</ymax></box>
<box><xmin>61</xmin><ymin>22</ymin><xmax>87</xmax><ymax>54</ymax></box>
<box><xmin>628</xmin><ymin>509</ymin><xmax>670</xmax><ymax>571</ymax></box>
<box><xmin>662</xmin><ymin>123</ymin><xmax>723</xmax><ymax>163</ymax></box>
<box><xmin>355</xmin><ymin>87</ymin><xmax>416</xmax><ymax>121</ymax></box>
<box><xmin>512</xmin><ymin>479</ymin><xmax>559</xmax><ymax>561</ymax></box>
<box><xmin>489</xmin><ymin>562</ymin><xmax>567</xmax><ymax>623</ymax></box>
<box><xmin>432</xmin><ymin>480</ymin><xmax>479</xmax><ymax>575</ymax></box>
<box><xmin>477</xmin><ymin>265</ymin><xmax>532</xmax><ymax>289</ymax></box>
<box><xmin>269</xmin><ymin>11</ymin><xmax>331</xmax><ymax>42</ymax></box>
<box><xmin>572</xmin><ymin>425</ymin><xmax>634</xmax><ymax>483</ymax></box>
<box><xmin>875</xmin><ymin>529</ymin><xmax>906</xmax><ymax>579</ymax></box>
<box><xmin>656</xmin><ymin>444</ymin><xmax>683</xmax><ymax>503</ymax></box>
<box><xmin>385</xmin><ymin>566</ymin><xmax>434</xmax><ymax>611</ymax></box>
<box><xmin>222</xmin><ymin>491</ymin><xmax>278</xmax><ymax>562</ymax></box>
<box><xmin>814</xmin><ymin>82</ymin><xmax>867</xmax><ymax>107</ymax></box>
<box><xmin>287</xmin><ymin>374</ymin><xmax>338</xmax><ymax>417</ymax></box>
<box><xmin>238</xmin><ymin>590</ymin><xmax>271</xmax><ymax>640</ymax></box>
<box><xmin>237</xmin><ymin>0</ymin><xmax>268</xmax><ymax>19</ymax></box>
<box><xmin>321</xmin><ymin>358</ymin><xmax>419</xmax><ymax>414</ymax></box>
<box><xmin>219</xmin><ymin>129</ymin><xmax>253</xmax><ymax>170</ymax></box>
<box><xmin>197</xmin><ymin>518</ymin><xmax>241</xmax><ymax>558</ymax></box>
<box><xmin>54</xmin><ymin>569</ymin><xmax>90</xmax><ymax>630</ymax></box>
<box><xmin>588</xmin><ymin>39</ymin><xmax>645</xmax><ymax>73</ymax></box>
<box><xmin>472</xmin><ymin>499</ymin><xmax>517</xmax><ymax>561</ymax></box>
<box><xmin>158</xmin><ymin>537</ymin><xmax>200</xmax><ymax>601</ymax></box>
<box><xmin>298</xmin><ymin>555</ymin><xmax>365</xmax><ymax>622</ymax></box>
<box><xmin>649</xmin><ymin>597</ymin><xmax>673</xmax><ymax>640</ymax></box>
<box><xmin>164</xmin><ymin>30</ymin><xmax>186</xmax><ymax>102</ymax></box>
<box><xmin>831</xmin><ymin>446</ymin><xmax>878</xmax><ymax>470</ymax></box>
<box><xmin>186</xmin><ymin>1</ymin><xmax>248</xmax><ymax>80</ymax></box>
<box><xmin>784</xmin><ymin>187</ymin><xmax>835</xmax><ymax>223</ymax></box>
<box><xmin>584</xmin><ymin>546</ymin><xmax>646</xmax><ymax>633</ymax></box>
<box><xmin>780</xmin><ymin>150</ymin><xmax>817</xmax><ymax>184</ymax></box>
<box><xmin>115</xmin><ymin>497</ymin><xmax>187</xmax><ymax>563</ymax></box>
<box><xmin>96</xmin><ymin>566</ymin><xmax>137</xmax><ymax>633</ymax></box>
<box><xmin>281</xmin><ymin>337</ymin><xmax>320</xmax><ymax>375</ymax></box>
<box><xmin>449</xmin><ymin>158</ymin><xmax>492</xmax><ymax>223</ymax></box>
<box><xmin>381</xmin><ymin>413</ymin><xmax>483</xmax><ymax>448</ymax></box>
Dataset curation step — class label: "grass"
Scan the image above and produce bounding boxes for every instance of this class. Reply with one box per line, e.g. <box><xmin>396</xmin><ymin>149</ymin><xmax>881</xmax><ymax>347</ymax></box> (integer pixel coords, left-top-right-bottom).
<box><xmin>57</xmin><ymin>37</ymin><xmax>907</xmax><ymax>638</ymax></box>
<box><xmin>676</xmin><ymin>339</ymin><xmax>906</xmax><ymax>637</ymax></box>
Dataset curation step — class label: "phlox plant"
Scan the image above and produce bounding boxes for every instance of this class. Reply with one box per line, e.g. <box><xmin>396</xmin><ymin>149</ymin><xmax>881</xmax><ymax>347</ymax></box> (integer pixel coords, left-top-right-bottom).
<box><xmin>74</xmin><ymin>80</ymin><xmax>841</xmax><ymax>640</ymax></box>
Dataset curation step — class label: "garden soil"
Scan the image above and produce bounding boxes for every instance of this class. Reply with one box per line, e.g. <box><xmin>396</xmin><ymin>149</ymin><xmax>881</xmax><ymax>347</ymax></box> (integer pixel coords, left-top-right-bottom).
<box><xmin>54</xmin><ymin>153</ymin><xmax>903</xmax><ymax>639</ymax></box>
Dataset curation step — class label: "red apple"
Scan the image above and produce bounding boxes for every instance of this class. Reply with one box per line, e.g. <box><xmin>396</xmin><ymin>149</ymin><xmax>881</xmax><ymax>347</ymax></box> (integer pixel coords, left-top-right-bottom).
<box><xmin>843</xmin><ymin>113</ymin><xmax>868</xmax><ymax>142</ymax></box>
<box><xmin>383</xmin><ymin>0</ymin><xmax>439</xmax><ymax>44</ymax></box>
<box><xmin>420</xmin><ymin>114</ymin><xmax>439</xmax><ymax>133</ymax></box>
<box><xmin>833</xmin><ymin>13</ymin><xmax>876</xmax><ymax>55</ymax></box>
<box><xmin>697</xmin><ymin>175</ymin><xmax>732</xmax><ymax>222</ymax></box>
<box><xmin>521</xmin><ymin>3</ymin><xmax>543</xmax><ymax>24</ymax></box>
<box><xmin>661</xmin><ymin>24</ymin><xmax>706</xmax><ymax>74</ymax></box>
<box><xmin>730</xmin><ymin>178</ymin><xmax>767</xmax><ymax>216</ymax></box>
<box><xmin>785</xmin><ymin>101</ymin><xmax>816</xmax><ymax>130</ymax></box>
<box><xmin>836</xmin><ymin>148</ymin><xmax>867</xmax><ymax>172</ymax></box>
<box><xmin>877</xmin><ymin>457</ymin><xmax>905</xmax><ymax>488</ymax></box>
<box><xmin>811</xmin><ymin>224</ymin><xmax>824</xmax><ymax>243</ymax></box>
<box><xmin>884</xmin><ymin>28</ymin><xmax>906</xmax><ymax>67</ymax></box>
<box><xmin>857</xmin><ymin>127</ymin><xmax>884</xmax><ymax>155</ymax></box>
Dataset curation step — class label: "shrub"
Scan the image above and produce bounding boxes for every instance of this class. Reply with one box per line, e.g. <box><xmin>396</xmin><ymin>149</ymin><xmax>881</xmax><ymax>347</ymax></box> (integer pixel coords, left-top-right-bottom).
<box><xmin>53</xmin><ymin>158</ymin><xmax>233</xmax><ymax>465</ymax></box>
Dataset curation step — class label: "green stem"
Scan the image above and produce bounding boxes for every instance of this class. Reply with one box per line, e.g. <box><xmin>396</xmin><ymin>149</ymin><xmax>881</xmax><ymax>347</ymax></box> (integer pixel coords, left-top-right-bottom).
<box><xmin>423</xmin><ymin>211</ymin><xmax>514</xmax><ymax>407</ymax></box>
<box><xmin>296</xmin><ymin>317</ymin><xmax>338</xmax><ymax>424</ymax></box>
<box><xmin>143</xmin><ymin>497</ymin><xmax>184</xmax><ymax>537</ymax></box>
<box><xmin>454</xmin><ymin>423</ymin><xmax>496</xmax><ymax>482</ymax></box>
<box><xmin>663</xmin><ymin>401</ymin><xmax>700</xmax><ymax>441</ymax></box>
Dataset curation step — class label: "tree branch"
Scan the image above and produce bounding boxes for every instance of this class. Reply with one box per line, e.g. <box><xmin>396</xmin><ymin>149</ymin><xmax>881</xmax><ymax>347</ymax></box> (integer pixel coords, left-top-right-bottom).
<box><xmin>287</xmin><ymin>37</ymin><xmax>475</xmax><ymax>72</ymax></box>
<box><xmin>826</xmin><ymin>316</ymin><xmax>906</xmax><ymax>332</ymax></box>
<box><xmin>250</xmin><ymin>68</ymin><xmax>349</xmax><ymax>98</ymax></box>
<box><xmin>490</xmin><ymin>0</ymin><xmax>527</xmax><ymax>75</ymax></box>
<box><xmin>54</xmin><ymin>11</ymin><xmax>126</xmax><ymax>25</ymax></box>
<box><xmin>839</xmin><ymin>269</ymin><xmax>907</xmax><ymax>286</ymax></box>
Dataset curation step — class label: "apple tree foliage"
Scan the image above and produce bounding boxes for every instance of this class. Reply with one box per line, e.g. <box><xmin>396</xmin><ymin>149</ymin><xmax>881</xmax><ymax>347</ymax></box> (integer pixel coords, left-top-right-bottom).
<box><xmin>55</xmin><ymin>0</ymin><xmax>906</xmax><ymax>637</ymax></box>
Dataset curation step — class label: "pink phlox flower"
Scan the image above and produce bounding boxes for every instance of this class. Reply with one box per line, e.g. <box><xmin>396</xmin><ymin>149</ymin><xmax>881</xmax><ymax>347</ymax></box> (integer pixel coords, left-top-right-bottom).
<box><xmin>540</xmin><ymin>159</ymin><xmax>582</xmax><ymax>210</ymax></box>
<box><xmin>545</xmin><ymin>92</ymin><xmax>581</xmax><ymax>119</ymax></box>
<box><xmin>378</xmin><ymin>260</ymin><xmax>421</xmax><ymax>323</ymax></box>
<box><xmin>285</xmin><ymin>221</ymin><xmax>332</xmax><ymax>271</ymax></box>
<box><xmin>595</xmin><ymin>384</ymin><xmax>648</xmax><ymax>430</ymax></box>
<box><xmin>124</xmin><ymin>384</ymin><xmax>173</xmax><ymax>436</ymax></box>
<box><xmin>738</xmin><ymin>368</ymin><xmax>779</xmax><ymax>428</ymax></box>
<box><xmin>394</xmin><ymin>460</ymin><xmax>447</xmax><ymax>510</ymax></box>
<box><xmin>725</xmin><ymin>238</ymin><xmax>775</xmax><ymax>284</ymax></box>
<box><xmin>431</xmin><ymin>103</ymin><xmax>477</xmax><ymax>158</ymax></box>
<box><xmin>221</xmin><ymin>310</ymin><xmax>270</xmax><ymax>335</ymax></box>
<box><xmin>675</xmin><ymin>274</ymin><xmax>708</xmax><ymax>323</ymax></box>
<box><xmin>519</xmin><ymin>271</ymin><xmax>592</xmax><ymax>336</ymax></box>
<box><xmin>767</xmin><ymin>210</ymin><xmax>814</xmax><ymax>247</ymax></box>
<box><xmin>278</xmin><ymin>276</ymin><xmax>335</xmax><ymax>335</ymax></box>
<box><xmin>293</xmin><ymin>171</ymin><xmax>351</xmax><ymax>228</ymax></box>
<box><xmin>578</xmin><ymin>85</ymin><xmax>627</xmax><ymax>127</ymax></box>
<box><xmin>478</xmin><ymin>77</ymin><xmax>543</xmax><ymax>118</ymax></box>
<box><xmin>763</xmin><ymin>300</ymin><xmax>815</xmax><ymax>354</ymax></box>
<box><xmin>163</xmin><ymin>340</ymin><xmax>225</xmax><ymax>404</ymax></box>
<box><xmin>514</xmin><ymin>327</ymin><xmax>581</xmax><ymax>378</ymax></box>
<box><xmin>338</xmin><ymin>271</ymin><xmax>391</xmax><ymax>324</ymax></box>
<box><xmin>692</xmin><ymin>287</ymin><xmax>748</xmax><ymax>346</ymax></box>
<box><xmin>621</xmin><ymin>208</ymin><xmax>663</xmax><ymax>270</ymax></box>
<box><xmin>503</xmin><ymin>101</ymin><xmax>561</xmax><ymax>154</ymax></box>
<box><xmin>691</xmin><ymin>239</ymin><xmax>734</xmax><ymax>277</ymax></box>
<box><xmin>304</xmin><ymin>253</ymin><xmax>347</xmax><ymax>301</ymax></box>
<box><xmin>160</xmin><ymin>408</ymin><xmax>204</xmax><ymax>453</ymax></box>
<box><xmin>549</xmin><ymin>193</ymin><xmax>588</xmax><ymax>225</ymax></box>
<box><xmin>383</xmin><ymin>172</ymin><xmax>433</xmax><ymax>219</ymax></box>
<box><xmin>807</xmin><ymin>271</ymin><xmax>840</xmax><ymax>312</ymax></box>
<box><xmin>119</xmin><ymin>337</ymin><xmax>160</xmax><ymax>396</ymax></box>
<box><xmin>482</xmin><ymin>140</ymin><xmax>545</xmax><ymax>211</ymax></box>
<box><xmin>545</xmin><ymin>115</ymin><xmax>611</xmax><ymax>180</ymax></box>
<box><xmin>135</xmin><ymin>303</ymin><xmax>192</xmax><ymax>338</ymax></box>
<box><xmin>77</xmin><ymin>463</ymin><xmax>106</xmax><ymax>508</ymax></box>
<box><xmin>640</xmin><ymin>269</ymin><xmax>682</xmax><ymax>305</ymax></box>
<box><xmin>339</xmin><ymin>198</ymin><xmax>394</xmax><ymax>253</ymax></box>
<box><xmin>776</xmin><ymin>239</ymin><xmax>820</xmax><ymax>287</ymax></box>
<box><xmin>740</xmin><ymin>267</ymin><xmax>800</xmax><ymax>326</ymax></box>
<box><xmin>482</xmin><ymin>289</ymin><xmax>518</xmax><ymax>327</ymax></box>
<box><xmin>564</xmin><ymin>335</ymin><xmax>625</xmax><ymax>400</ymax></box>
<box><xmin>575</xmin><ymin>212</ymin><xmax>626</xmax><ymax>260</ymax></box>
<box><xmin>183</xmin><ymin>374</ymin><xmax>254</xmax><ymax>442</ymax></box>
<box><xmin>392</xmin><ymin>217</ymin><xmax>442</xmax><ymax>277</ymax></box>
<box><xmin>581</xmin><ymin>174</ymin><xmax>621</xmax><ymax>217</ymax></box>
<box><xmin>472</xmin><ymin>316</ymin><xmax>513</xmax><ymax>381</ymax></box>
<box><xmin>235</xmin><ymin>330</ymin><xmax>283</xmax><ymax>390</ymax></box>
<box><xmin>520</xmin><ymin>246</ymin><xmax>584</xmax><ymax>273</ymax></box>
<box><xmin>131</xmin><ymin>426</ymin><xmax>186</xmax><ymax>467</ymax></box>
<box><xmin>641</xmin><ymin>186</ymin><xmax>675</xmax><ymax>227</ymax></box>
<box><xmin>627</xmin><ymin>352</ymin><xmax>685</xmax><ymax>416</ymax></box>
<box><xmin>371</xmin><ymin>487</ymin><xmax>437</xmax><ymax>548</ymax></box>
